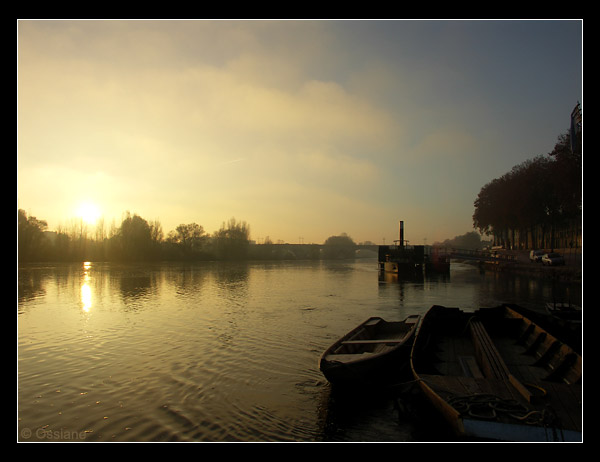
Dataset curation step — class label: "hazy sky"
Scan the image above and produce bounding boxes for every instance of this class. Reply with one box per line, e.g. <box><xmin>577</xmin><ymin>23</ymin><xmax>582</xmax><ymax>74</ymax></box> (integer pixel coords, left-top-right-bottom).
<box><xmin>17</xmin><ymin>19</ymin><xmax>582</xmax><ymax>245</ymax></box>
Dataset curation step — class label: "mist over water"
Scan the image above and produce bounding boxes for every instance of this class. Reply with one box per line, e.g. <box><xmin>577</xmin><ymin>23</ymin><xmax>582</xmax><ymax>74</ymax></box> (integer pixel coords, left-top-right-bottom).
<box><xmin>18</xmin><ymin>259</ymin><xmax>579</xmax><ymax>442</ymax></box>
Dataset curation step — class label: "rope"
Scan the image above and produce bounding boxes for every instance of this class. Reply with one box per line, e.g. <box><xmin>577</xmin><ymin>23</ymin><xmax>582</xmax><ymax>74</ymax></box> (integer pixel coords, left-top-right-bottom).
<box><xmin>446</xmin><ymin>393</ymin><xmax>548</xmax><ymax>426</ymax></box>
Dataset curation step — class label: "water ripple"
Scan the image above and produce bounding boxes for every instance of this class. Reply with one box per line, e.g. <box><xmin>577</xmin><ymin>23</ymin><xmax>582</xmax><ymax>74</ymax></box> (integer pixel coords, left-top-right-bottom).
<box><xmin>20</xmin><ymin>260</ymin><xmax>570</xmax><ymax>441</ymax></box>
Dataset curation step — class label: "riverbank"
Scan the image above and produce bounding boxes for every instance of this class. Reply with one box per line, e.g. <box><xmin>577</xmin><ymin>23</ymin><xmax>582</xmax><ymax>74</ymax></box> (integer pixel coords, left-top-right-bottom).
<box><xmin>458</xmin><ymin>248</ymin><xmax>582</xmax><ymax>283</ymax></box>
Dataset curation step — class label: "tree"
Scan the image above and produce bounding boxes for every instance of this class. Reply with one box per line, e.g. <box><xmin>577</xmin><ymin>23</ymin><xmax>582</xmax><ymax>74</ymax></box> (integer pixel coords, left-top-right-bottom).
<box><xmin>435</xmin><ymin>231</ymin><xmax>489</xmax><ymax>250</ymax></box>
<box><xmin>473</xmin><ymin>132</ymin><xmax>582</xmax><ymax>250</ymax></box>
<box><xmin>18</xmin><ymin>209</ymin><xmax>48</xmax><ymax>262</ymax></box>
<box><xmin>167</xmin><ymin>223</ymin><xmax>209</xmax><ymax>258</ymax></box>
<box><xmin>547</xmin><ymin>134</ymin><xmax>582</xmax><ymax>248</ymax></box>
<box><xmin>323</xmin><ymin>233</ymin><xmax>356</xmax><ymax>259</ymax></box>
<box><xmin>214</xmin><ymin>218</ymin><xmax>250</xmax><ymax>260</ymax></box>
<box><xmin>109</xmin><ymin>212</ymin><xmax>153</xmax><ymax>261</ymax></box>
<box><xmin>473</xmin><ymin>176</ymin><xmax>507</xmax><ymax>241</ymax></box>
<box><xmin>149</xmin><ymin>219</ymin><xmax>164</xmax><ymax>245</ymax></box>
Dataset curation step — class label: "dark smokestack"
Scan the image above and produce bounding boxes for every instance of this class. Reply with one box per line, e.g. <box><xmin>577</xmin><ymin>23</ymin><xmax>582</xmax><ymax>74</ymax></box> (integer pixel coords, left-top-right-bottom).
<box><xmin>399</xmin><ymin>221</ymin><xmax>404</xmax><ymax>248</ymax></box>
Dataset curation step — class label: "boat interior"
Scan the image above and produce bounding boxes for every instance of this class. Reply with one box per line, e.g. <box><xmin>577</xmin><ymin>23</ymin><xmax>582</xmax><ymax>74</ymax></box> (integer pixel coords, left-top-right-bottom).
<box><xmin>413</xmin><ymin>305</ymin><xmax>581</xmax><ymax>436</ymax></box>
<box><xmin>328</xmin><ymin>316</ymin><xmax>419</xmax><ymax>360</ymax></box>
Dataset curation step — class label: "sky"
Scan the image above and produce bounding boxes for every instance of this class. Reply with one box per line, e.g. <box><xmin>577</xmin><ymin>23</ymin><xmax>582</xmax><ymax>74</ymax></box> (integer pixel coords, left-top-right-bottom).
<box><xmin>17</xmin><ymin>19</ymin><xmax>582</xmax><ymax>245</ymax></box>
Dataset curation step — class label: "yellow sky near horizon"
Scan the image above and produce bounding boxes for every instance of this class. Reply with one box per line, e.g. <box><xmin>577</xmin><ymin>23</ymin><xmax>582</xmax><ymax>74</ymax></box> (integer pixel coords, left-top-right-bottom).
<box><xmin>17</xmin><ymin>20</ymin><xmax>582</xmax><ymax>245</ymax></box>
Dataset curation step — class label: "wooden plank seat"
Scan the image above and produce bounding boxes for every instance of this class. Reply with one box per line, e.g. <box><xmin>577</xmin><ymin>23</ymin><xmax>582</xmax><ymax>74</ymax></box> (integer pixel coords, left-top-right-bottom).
<box><xmin>468</xmin><ymin>318</ymin><xmax>533</xmax><ymax>402</ymax></box>
<box><xmin>469</xmin><ymin>319</ymin><xmax>510</xmax><ymax>380</ymax></box>
<box><xmin>325</xmin><ymin>353</ymin><xmax>374</xmax><ymax>363</ymax></box>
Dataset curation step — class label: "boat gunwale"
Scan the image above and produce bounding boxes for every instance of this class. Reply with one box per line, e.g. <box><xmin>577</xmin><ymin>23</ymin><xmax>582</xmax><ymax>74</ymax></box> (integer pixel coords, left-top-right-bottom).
<box><xmin>320</xmin><ymin>315</ymin><xmax>420</xmax><ymax>370</ymax></box>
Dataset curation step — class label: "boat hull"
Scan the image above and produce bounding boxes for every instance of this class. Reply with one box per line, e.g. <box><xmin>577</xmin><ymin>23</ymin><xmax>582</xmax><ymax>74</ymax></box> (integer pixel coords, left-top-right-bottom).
<box><xmin>320</xmin><ymin>315</ymin><xmax>420</xmax><ymax>387</ymax></box>
<box><xmin>320</xmin><ymin>342</ymin><xmax>412</xmax><ymax>386</ymax></box>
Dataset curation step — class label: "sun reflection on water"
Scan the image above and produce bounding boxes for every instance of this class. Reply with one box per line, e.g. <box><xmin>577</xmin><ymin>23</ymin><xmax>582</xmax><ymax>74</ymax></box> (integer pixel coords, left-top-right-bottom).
<box><xmin>81</xmin><ymin>262</ymin><xmax>92</xmax><ymax>312</ymax></box>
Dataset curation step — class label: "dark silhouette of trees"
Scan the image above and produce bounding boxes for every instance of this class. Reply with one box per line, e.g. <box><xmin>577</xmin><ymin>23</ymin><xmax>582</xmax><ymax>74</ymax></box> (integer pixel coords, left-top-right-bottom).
<box><xmin>170</xmin><ymin>223</ymin><xmax>207</xmax><ymax>250</ymax></box>
<box><xmin>149</xmin><ymin>219</ymin><xmax>164</xmax><ymax>248</ymax></box>
<box><xmin>213</xmin><ymin>218</ymin><xmax>250</xmax><ymax>261</ymax></box>
<box><xmin>18</xmin><ymin>206</ymin><xmax>368</xmax><ymax>263</ymax></box>
<box><xmin>473</xmin><ymin>132</ymin><xmax>582</xmax><ymax>250</ymax></box>
<box><xmin>434</xmin><ymin>231</ymin><xmax>491</xmax><ymax>250</ymax></box>
<box><xmin>108</xmin><ymin>212</ymin><xmax>154</xmax><ymax>261</ymax></box>
<box><xmin>322</xmin><ymin>233</ymin><xmax>357</xmax><ymax>259</ymax></box>
<box><xmin>548</xmin><ymin>133</ymin><xmax>582</xmax><ymax>226</ymax></box>
<box><xmin>17</xmin><ymin>211</ymin><xmax>253</xmax><ymax>262</ymax></box>
<box><xmin>18</xmin><ymin>209</ymin><xmax>49</xmax><ymax>262</ymax></box>
<box><xmin>165</xmin><ymin>223</ymin><xmax>212</xmax><ymax>260</ymax></box>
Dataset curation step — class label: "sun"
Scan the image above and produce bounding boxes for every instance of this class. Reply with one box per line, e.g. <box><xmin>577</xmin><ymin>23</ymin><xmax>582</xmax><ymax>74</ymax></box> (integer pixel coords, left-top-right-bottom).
<box><xmin>76</xmin><ymin>202</ymin><xmax>101</xmax><ymax>225</ymax></box>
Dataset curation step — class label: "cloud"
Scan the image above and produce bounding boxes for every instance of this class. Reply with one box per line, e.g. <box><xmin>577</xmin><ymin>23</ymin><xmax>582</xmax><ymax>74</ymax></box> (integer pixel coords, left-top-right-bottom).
<box><xmin>18</xmin><ymin>23</ymin><xmax>398</xmax><ymax>221</ymax></box>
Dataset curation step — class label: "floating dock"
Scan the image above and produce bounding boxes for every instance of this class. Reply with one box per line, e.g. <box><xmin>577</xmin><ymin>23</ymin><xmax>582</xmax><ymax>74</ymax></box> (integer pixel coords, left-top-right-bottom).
<box><xmin>378</xmin><ymin>221</ymin><xmax>450</xmax><ymax>275</ymax></box>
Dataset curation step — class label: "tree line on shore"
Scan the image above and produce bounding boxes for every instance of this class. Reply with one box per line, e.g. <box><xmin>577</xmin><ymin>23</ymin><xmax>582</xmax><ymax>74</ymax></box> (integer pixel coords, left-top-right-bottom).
<box><xmin>432</xmin><ymin>231</ymin><xmax>492</xmax><ymax>250</ymax></box>
<box><xmin>18</xmin><ymin>210</ymin><xmax>364</xmax><ymax>263</ymax></box>
<box><xmin>472</xmin><ymin>131</ymin><xmax>581</xmax><ymax>251</ymax></box>
<box><xmin>18</xmin><ymin>128</ymin><xmax>581</xmax><ymax>262</ymax></box>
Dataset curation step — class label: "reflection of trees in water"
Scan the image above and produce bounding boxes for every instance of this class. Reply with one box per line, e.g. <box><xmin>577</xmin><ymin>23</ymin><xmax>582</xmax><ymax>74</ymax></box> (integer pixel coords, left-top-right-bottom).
<box><xmin>119</xmin><ymin>274</ymin><xmax>152</xmax><ymax>298</ymax></box>
<box><xmin>165</xmin><ymin>264</ymin><xmax>211</xmax><ymax>298</ymax></box>
<box><xmin>113</xmin><ymin>267</ymin><xmax>159</xmax><ymax>310</ymax></box>
<box><xmin>213</xmin><ymin>263</ymin><xmax>250</xmax><ymax>345</ymax></box>
<box><xmin>111</xmin><ymin>263</ymin><xmax>251</xmax><ymax>311</ymax></box>
<box><xmin>377</xmin><ymin>262</ymin><xmax>581</xmax><ymax>312</ymax></box>
<box><xmin>18</xmin><ymin>264</ymin><xmax>80</xmax><ymax>307</ymax></box>
<box><xmin>215</xmin><ymin>263</ymin><xmax>250</xmax><ymax>307</ymax></box>
<box><xmin>18</xmin><ymin>267</ymin><xmax>48</xmax><ymax>305</ymax></box>
<box><xmin>215</xmin><ymin>263</ymin><xmax>249</xmax><ymax>286</ymax></box>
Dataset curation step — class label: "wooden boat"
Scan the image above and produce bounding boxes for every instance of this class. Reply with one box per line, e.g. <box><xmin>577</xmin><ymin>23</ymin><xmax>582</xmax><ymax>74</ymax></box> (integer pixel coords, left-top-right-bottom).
<box><xmin>320</xmin><ymin>315</ymin><xmax>420</xmax><ymax>386</ymax></box>
<box><xmin>506</xmin><ymin>303</ymin><xmax>581</xmax><ymax>355</ymax></box>
<box><xmin>410</xmin><ymin>305</ymin><xmax>582</xmax><ymax>442</ymax></box>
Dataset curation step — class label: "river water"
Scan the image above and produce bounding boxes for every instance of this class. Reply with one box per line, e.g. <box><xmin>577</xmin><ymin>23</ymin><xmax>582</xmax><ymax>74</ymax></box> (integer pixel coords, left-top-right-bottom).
<box><xmin>17</xmin><ymin>259</ymin><xmax>580</xmax><ymax>442</ymax></box>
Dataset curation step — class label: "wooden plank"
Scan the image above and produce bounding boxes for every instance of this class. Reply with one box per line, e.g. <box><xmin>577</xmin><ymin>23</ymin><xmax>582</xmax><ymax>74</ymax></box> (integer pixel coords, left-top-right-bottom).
<box><xmin>469</xmin><ymin>320</ymin><xmax>533</xmax><ymax>403</ymax></box>
<box><xmin>421</xmin><ymin>374</ymin><xmax>520</xmax><ymax>403</ymax></box>
<box><xmin>420</xmin><ymin>374</ymin><xmax>475</xmax><ymax>396</ymax></box>
<box><xmin>437</xmin><ymin>337</ymin><xmax>462</xmax><ymax>376</ymax></box>
<box><xmin>417</xmin><ymin>375</ymin><xmax>464</xmax><ymax>436</ymax></box>
<box><xmin>470</xmin><ymin>320</ymin><xmax>509</xmax><ymax>380</ymax></box>
<box><xmin>456</xmin><ymin>376</ymin><xmax>484</xmax><ymax>395</ymax></box>
<box><xmin>538</xmin><ymin>382</ymin><xmax>582</xmax><ymax>432</ymax></box>
<box><xmin>475</xmin><ymin>378</ymin><xmax>507</xmax><ymax>397</ymax></box>
<box><xmin>324</xmin><ymin>353</ymin><xmax>373</xmax><ymax>363</ymax></box>
<box><xmin>508</xmin><ymin>374</ymin><xmax>534</xmax><ymax>403</ymax></box>
<box><xmin>459</xmin><ymin>356</ymin><xmax>484</xmax><ymax>378</ymax></box>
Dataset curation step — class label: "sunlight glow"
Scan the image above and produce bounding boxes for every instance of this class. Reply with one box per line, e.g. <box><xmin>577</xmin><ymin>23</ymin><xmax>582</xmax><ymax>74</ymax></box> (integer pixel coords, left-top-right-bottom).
<box><xmin>81</xmin><ymin>283</ymin><xmax>92</xmax><ymax>312</ymax></box>
<box><xmin>81</xmin><ymin>262</ymin><xmax>92</xmax><ymax>312</ymax></box>
<box><xmin>76</xmin><ymin>202</ymin><xmax>101</xmax><ymax>225</ymax></box>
